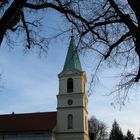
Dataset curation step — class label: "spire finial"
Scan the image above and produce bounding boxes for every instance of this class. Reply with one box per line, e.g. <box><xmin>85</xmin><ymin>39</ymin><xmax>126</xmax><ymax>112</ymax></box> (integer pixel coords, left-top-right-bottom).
<box><xmin>71</xmin><ymin>25</ymin><xmax>74</xmax><ymax>37</ymax></box>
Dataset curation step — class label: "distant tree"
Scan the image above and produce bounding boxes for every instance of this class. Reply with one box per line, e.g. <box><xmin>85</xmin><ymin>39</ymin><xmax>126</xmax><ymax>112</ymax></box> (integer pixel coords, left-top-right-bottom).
<box><xmin>124</xmin><ymin>130</ymin><xmax>135</xmax><ymax>140</ymax></box>
<box><xmin>109</xmin><ymin>120</ymin><xmax>124</xmax><ymax>140</ymax></box>
<box><xmin>127</xmin><ymin>130</ymin><xmax>135</xmax><ymax>140</ymax></box>
<box><xmin>89</xmin><ymin>116</ymin><xmax>108</xmax><ymax>140</ymax></box>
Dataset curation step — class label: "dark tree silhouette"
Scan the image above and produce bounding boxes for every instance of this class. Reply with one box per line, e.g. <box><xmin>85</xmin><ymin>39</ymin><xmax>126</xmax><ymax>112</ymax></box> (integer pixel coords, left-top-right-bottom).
<box><xmin>109</xmin><ymin>120</ymin><xmax>124</xmax><ymax>140</ymax></box>
<box><xmin>124</xmin><ymin>130</ymin><xmax>136</xmax><ymax>140</ymax></box>
<box><xmin>1</xmin><ymin>0</ymin><xmax>140</xmax><ymax>102</ymax></box>
<box><xmin>89</xmin><ymin>116</ymin><xmax>108</xmax><ymax>140</ymax></box>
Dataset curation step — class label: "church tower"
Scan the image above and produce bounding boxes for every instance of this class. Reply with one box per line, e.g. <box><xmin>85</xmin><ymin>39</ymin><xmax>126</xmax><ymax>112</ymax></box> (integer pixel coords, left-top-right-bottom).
<box><xmin>55</xmin><ymin>36</ymin><xmax>89</xmax><ymax>140</ymax></box>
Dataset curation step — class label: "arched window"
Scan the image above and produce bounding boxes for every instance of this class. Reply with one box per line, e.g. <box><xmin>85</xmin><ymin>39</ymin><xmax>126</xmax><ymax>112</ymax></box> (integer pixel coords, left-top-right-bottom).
<box><xmin>68</xmin><ymin>114</ymin><xmax>73</xmax><ymax>129</ymax></box>
<box><xmin>67</xmin><ymin>78</ymin><xmax>73</xmax><ymax>92</ymax></box>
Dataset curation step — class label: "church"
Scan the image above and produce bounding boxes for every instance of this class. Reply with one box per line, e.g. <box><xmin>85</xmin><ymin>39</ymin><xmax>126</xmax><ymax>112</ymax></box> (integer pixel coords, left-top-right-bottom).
<box><xmin>0</xmin><ymin>36</ymin><xmax>89</xmax><ymax>140</ymax></box>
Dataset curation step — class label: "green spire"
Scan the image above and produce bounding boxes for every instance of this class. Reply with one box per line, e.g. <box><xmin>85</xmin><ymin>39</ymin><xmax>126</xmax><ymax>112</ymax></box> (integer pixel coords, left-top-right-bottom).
<box><xmin>63</xmin><ymin>36</ymin><xmax>82</xmax><ymax>72</ymax></box>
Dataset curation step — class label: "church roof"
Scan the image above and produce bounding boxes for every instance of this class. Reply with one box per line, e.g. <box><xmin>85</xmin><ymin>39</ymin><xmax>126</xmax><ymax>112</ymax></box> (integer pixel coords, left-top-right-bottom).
<box><xmin>63</xmin><ymin>36</ymin><xmax>82</xmax><ymax>72</ymax></box>
<box><xmin>0</xmin><ymin>112</ymin><xmax>57</xmax><ymax>132</ymax></box>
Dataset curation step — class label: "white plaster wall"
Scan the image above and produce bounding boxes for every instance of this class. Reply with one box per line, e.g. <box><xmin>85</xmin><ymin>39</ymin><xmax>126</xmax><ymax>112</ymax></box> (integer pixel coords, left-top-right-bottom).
<box><xmin>0</xmin><ymin>132</ymin><xmax>52</xmax><ymax>140</ymax></box>
<box><xmin>56</xmin><ymin>133</ymin><xmax>89</xmax><ymax>140</ymax></box>
<box><xmin>57</xmin><ymin>70</ymin><xmax>88</xmax><ymax>140</ymax></box>
<box><xmin>57</xmin><ymin>93</ymin><xmax>83</xmax><ymax>108</ymax></box>
<box><xmin>59</xmin><ymin>71</ymin><xmax>84</xmax><ymax>95</ymax></box>
<box><xmin>57</xmin><ymin>107</ymin><xmax>84</xmax><ymax>132</ymax></box>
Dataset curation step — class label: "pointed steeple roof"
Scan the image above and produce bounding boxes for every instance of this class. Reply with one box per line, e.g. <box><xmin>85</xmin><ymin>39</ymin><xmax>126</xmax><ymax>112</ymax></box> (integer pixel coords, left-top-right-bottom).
<box><xmin>63</xmin><ymin>36</ymin><xmax>82</xmax><ymax>72</ymax></box>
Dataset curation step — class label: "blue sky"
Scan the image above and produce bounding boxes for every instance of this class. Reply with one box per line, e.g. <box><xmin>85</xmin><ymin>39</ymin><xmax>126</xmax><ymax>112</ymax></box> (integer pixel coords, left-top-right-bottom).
<box><xmin>0</xmin><ymin>10</ymin><xmax>140</xmax><ymax>138</ymax></box>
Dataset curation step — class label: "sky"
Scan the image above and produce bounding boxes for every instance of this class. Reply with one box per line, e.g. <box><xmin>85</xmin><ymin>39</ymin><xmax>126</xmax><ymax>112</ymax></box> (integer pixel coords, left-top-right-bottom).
<box><xmin>0</xmin><ymin>9</ymin><xmax>140</xmax><ymax>138</ymax></box>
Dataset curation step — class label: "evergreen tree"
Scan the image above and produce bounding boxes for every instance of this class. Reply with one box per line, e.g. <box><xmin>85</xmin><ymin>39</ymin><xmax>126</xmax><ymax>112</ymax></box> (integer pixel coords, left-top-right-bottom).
<box><xmin>124</xmin><ymin>130</ymin><xmax>135</xmax><ymax>140</ymax></box>
<box><xmin>109</xmin><ymin>120</ymin><xmax>124</xmax><ymax>140</ymax></box>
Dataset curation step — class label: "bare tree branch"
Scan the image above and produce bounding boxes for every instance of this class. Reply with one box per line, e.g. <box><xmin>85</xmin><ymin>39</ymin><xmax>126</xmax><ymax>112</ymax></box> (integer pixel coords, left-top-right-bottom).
<box><xmin>0</xmin><ymin>0</ymin><xmax>27</xmax><ymax>45</ymax></box>
<box><xmin>105</xmin><ymin>31</ymin><xmax>132</xmax><ymax>59</ymax></box>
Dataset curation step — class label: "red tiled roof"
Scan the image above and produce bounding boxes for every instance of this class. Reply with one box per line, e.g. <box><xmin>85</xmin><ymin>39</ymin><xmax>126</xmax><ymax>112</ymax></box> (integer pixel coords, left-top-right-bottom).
<box><xmin>0</xmin><ymin>112</ymin><xmax>57</xmax><ymax>132</ymax></box>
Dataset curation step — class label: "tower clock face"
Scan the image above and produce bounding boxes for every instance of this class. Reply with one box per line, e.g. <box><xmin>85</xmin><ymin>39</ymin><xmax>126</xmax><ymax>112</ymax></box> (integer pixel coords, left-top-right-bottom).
<box><xmin>68</xmin><ymin>99</ymin><xmax>73</xmax><ymax>105</ymax></box>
